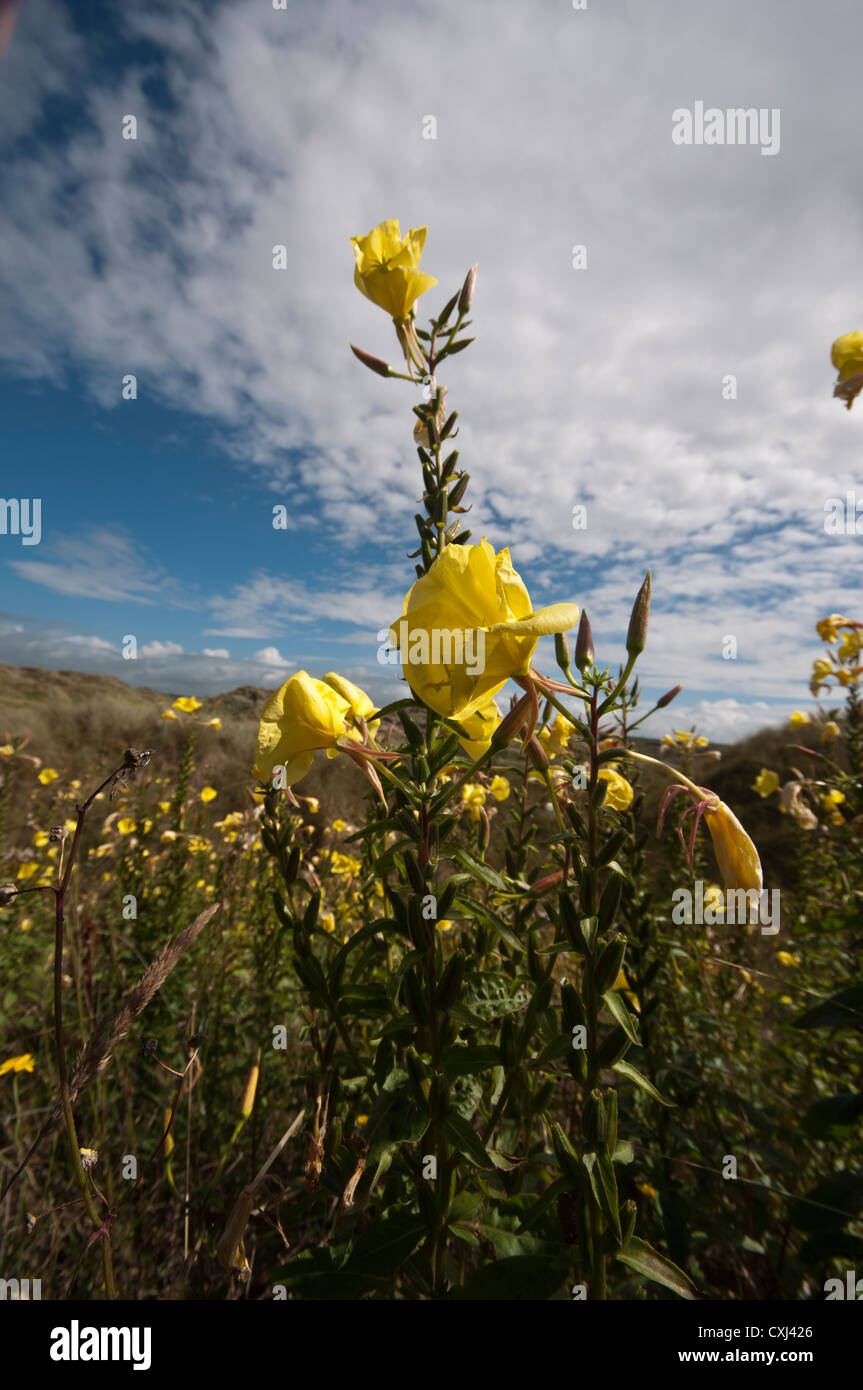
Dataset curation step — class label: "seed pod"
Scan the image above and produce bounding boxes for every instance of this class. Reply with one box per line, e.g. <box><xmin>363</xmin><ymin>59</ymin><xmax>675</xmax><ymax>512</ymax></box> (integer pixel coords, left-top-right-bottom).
<box><xmin>436</xmin><ymin>950</ymin><xmax>466</xmax><ymax>1010</ymax></box>
<box><xmin>584</xmin><ymin>1089</ymin><xmax>607</xmax><ymax>1147</ymax></box>
<box><xmin>594</xmin><ymin>935</ymin><xmax>627</xmax><ymax>995</ymax></box>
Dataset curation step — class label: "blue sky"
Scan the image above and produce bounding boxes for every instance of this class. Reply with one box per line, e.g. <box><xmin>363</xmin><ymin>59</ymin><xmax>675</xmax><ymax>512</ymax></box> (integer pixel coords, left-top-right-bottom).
<box><xmin>1</xmin><ymin>0</ymin><xmax>862</xmax><ymax>741</ymax></box>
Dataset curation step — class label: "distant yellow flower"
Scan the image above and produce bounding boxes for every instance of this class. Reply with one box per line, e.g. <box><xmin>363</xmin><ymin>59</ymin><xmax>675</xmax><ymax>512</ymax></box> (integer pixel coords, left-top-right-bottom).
<box><xmin>16</xmin><ymin>862</ymin><xmax>39</xmax><ymax>880</ymax></box>
<box><xmin>161</xmin><ymin>709</ymin><xmax>178</xmax><ymax>721</ymax></box>
<box><xmin>0</xmin><ymin>744</ymin><xmax>13</xmax><ymax>756</ymax></box>
<box><xmin>636</xmin><ymin>1182</ymin><xmax>658</xmax><ymax>1200</ymax></box>
<box><xmin>777</xmin><ymin>951</ymin><xmax>801</xmax><ymax>967</ymax></box>
<box><xmin>161</xmin><ymin>831</ymin><xmax>178</xmax><ymax>843</ymax></box>
<box><xmin>539</xmin><ymin>714</ymin><xmax>575</xmax><ymax>759</ymax></box>
<box><xmin>332</xmin><ymin>818</ymin><xmax>347</xmax><ymax>833</ymax></box>
<box><xmin>812</xmin><ymin>658</ymin><xmax>832</xmax><ymax>683</ymax></box>
<box><xmin>694</xmin><ymin>736</ymin><xmax>709</xmax><ymax>749</ymax></box>
<box><xmin>187</xmin><ymin>835</ymin><xmax>211</xmax><ymax>853</ymax></box>
<box><xmin>356</xmin><ymin>1114</ymin><xmax>369</xmax><ymax>1126</ymax></box>
<box><xmin>752</xmin><ymin>769</ymin><xmax>779</xmax><ymax>798</ymax></box>
<box><xmin>436</xmin><ymin>919</ymin><xmax>454</xmax><ymax>932</ymax></box>
<box><xmin>816</xmin><ymin>614</ymin><xmax>848</xmax><ymax>644</ymax></box>
<box><xmin>207</xmin><ymin>717</ymin><xmax>222</xmax><ymax>730</ymax></box>
<box><xmin>158</xmin><ymin>801</ymin><xmax>171</xmax><ymax>814</ymax></box>
<box><xmin>37</xmin><ymin>768</ymin><xmax>59</xmax><ymax>785</ymax></box>
<box><xmin>820</xmin><ymin>721</ymin><xmax>840</xmax><ymax>741</ymax></box>
<box><xmin>489</xmin><ymin>775</ymin><xmax>510</xmax><ymax>802</ymax></box>
<box><xmin>199</xmin><ymin>786</ymin><xmax>218</xmax><ymax>803</ymax></box>
<box><xmin>173</xmin><ymin>696</ymin><xmax>202</xmax><ymax>713</ymax></box>
<box><xmin>462</xmin><ymin>783</ymin><xmax>487</xmax><ymax>820</ymax></box>
<box><xmin>612</xmin><ymin>968</ymin><xmax>640</xmax><ymax>1010</ymax></box>
<box><xmin>820</xmin><ymin>789</ymin><xmax>845</xmax><ymax>807</ymax></box>
<box><xmin>33</xmin><ymin>830</ymin><xmax>49</xmax><ymax>847</ymax></box>
<box><xmin>117</xmin><ymin>817</ymin><xmax>136</xmax><ymax>835</ymax></box>
<box><xmin>789</xmin><ymin>711</ymin><xmax>810</xmax><ymax>728</ymax></box>
<box><xmin>304</xmin><ymin>797</ymin><xmax>320</xmax><ymax>815</ymax></box>
<box><xmin>597</xmin><ymin>767</ymin><xmax>633</xmax><ymax>811</ymax></box>
<box><xmin>831</xmin><ymin>331</ymin><xmax>863</xmax><ymax>408</ymax></box>
<box><xmin>351</xmin><ymin>220</ymin><xmax>438</xmax><ymax>320</ymax></box>
<box><xmin>322</xmin><ymin>911</ymin><xmax>336</xmax><ymax>933</ymax></box>
<box><xmin>838</xmin><ymin>630</ymin><xmax>863</xmax><ymax>661</ymax></box>
<box><xmin>0</xmin><ymin>1052</ymin><xmax>35</xmax><ymax>1075</ymax></box>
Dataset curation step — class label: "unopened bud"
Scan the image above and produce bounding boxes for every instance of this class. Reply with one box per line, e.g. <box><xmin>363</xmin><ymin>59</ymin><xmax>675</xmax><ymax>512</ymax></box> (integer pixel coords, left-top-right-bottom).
<box><xmin>575</xmin><ymin>611</ymin><xmax>594</xmax><ymax>672</ymax></box>
<box><xmin>458</xmin><ymin>263</ymin><xmax>477</xmax><ymax>315</ymax></box>
<box><xmin>656</xmin><ymin>683</ymin><xmax>683</xmax><ymax>708</ymax></box>
<box><xmin>490</xmin><ymin>693</ymin><xmax>531</xmax><ymax>750</ymax></box>
<box><xmin>626</xmin><ymin>571</ymin><xmax>651</xmax><ymax>657</ymax></box>
<box><xmin>554</xmin><ymin>631</ymin><xmax>572</xmax><ymax>675</ymax></box>
<box><xmin>350</xmin><ymin>343</ymin><xmax>393</xmax><ymax>378</ymax></box>
<box><xmin>526</xmin><ymin>734</ymin><xmax>550</xmax><ymax>770</ymax></box>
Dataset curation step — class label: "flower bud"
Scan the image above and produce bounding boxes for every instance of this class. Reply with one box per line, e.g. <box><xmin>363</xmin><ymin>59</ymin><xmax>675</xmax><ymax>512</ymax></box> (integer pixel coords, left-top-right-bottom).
<box><xmin>656</xmin><ymin>683</ymin><xmax>683</xmax><ymax>708</ymax></box>
<box><xmin>626</xmin><ymin>571</ymin><xmax>651</xmax><ymax>657</ymax></box>
<box><xmin>575</xmin><ymin>611</ymin><xmax>594</xmax><ymax>672</ymax></box>
<box><xmin>240</xmin><ymin>1053</ymin><xmax>260</xmax><ymax>1119</ymax></box>
<box><xmin>350</xmin><ymin>343</ymin><xmax>393</xmax><ymax>378</ymax></box>
<box><xmin>489</xmin><ymin>693</ymin><xmax>531</xmax><ymax>750</ymax></box>
<box><xmin>458</xmin><ymin>263</ymin><xmax>477</xmax><ymax>315</ymax></box>
<box><xmin>554</xmin><ymin>631</ymin><xmax>572</xmax><ymax>676</ymax></box>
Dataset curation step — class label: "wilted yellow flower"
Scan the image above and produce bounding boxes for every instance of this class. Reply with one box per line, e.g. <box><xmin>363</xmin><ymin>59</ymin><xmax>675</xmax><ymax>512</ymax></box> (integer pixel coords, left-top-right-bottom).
<box><xmin>253</xmin><ymin>671</ymin><xmax>357</xmax><ymax>787</ymax></box>
<box><xmin>173</xmin><ymin>696</ymin><xmax>202</xmax><ymax>713</ymax></box>
<box><xmin>351</xmin><ymin>220</ymin><xmax>438</xmax><ymax>320</ymax></box>
<box><xmin>0</xmin><ymin>1052</ymin><xmax>35</xmax><ymax>1075</ymax></box>
<box><xmin>390</xmin><ymin>539</ymin><xmax>578</xmax><ymax>722</ymax></box>
<box><xmin>37</xmin><ymin>768</ymin><xmax>59</xmax><ymax>785</ymax></box>
<box><xmin>838</xmin><ymin>630</ymin><xmax>863</xmax><ymax>661</ymax></box>
<box><xmin>703</xmin><ymin>799</ymin><xmax>762</xmax><ymax>894</ymax></box>
<box><xmin>490</xmin><ymin>775</ymin><xmax>510</xmax><ymax>802</ymax></box>
<box><xmin>752</xmin><ymin>769</ymin><xmax>779</xmax><ymax>798</ymax></box>
<box><xmin>597</xmin><ymin>768</ymin><xmax>633</xmax><ymax>811</ymax></box>
<box><xmin>200</xmin><ymin>786</ymin><xmax>218</xmax><ymax>803</ymax></box>
<box><xmin>820</xmin><ymin>721</ymin><xmax>840</xmax><ymax>741</ymax></box>
<box><xmin>789</xmin><ymin>711</ymin><xmax>810</xmax><ymax>728</ymax></box>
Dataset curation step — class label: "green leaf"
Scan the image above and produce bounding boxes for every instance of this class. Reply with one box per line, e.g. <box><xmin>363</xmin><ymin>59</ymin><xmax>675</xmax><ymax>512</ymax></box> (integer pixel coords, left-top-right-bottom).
<box><xmin>442</xmin><ymin>1044</ymin><xmax>500</xmax><ymax>1077</ymax></box>
<box><xmin>450</xmin><ymin>847</ymin><xmax>508</xmax><ymax>892</ymax></box>
<box><xmin>601</xmin><ymin>990</ymin><xmax>641</xmax><ymax>1044</ymax></box>
<box><xmin>449</xmin><ymin>1253</ymin><xmax>571</xmax><ymax>1300</ymax></box>
<box><xmin>616</xmin><ymin>1237</ymin><xmax>698</xmax><ymax>1299</ymax></box>
<box><xmin>456</xmin><ymin>894</ymin><xmax>525</xmax><ymax>953</ymax></box>
<box><xmin>583</xmin><ymin>1150</ymin><xmax>620</xmax><ymax>1241</ymax></box>
<box><xmin>442</xmin><ymin>1111</ymin><xmax>495</xmax><ymax>1169</ymax></box>
<box><xmin>344</xmin><ymin>1211</ymin><xmax>428</xmax><ymax>1277</ymax></box>
<box><xmin>613</xmin><ymin>1059</ymin><xmax>674</xmax><ymax>1106</ymax></box>
<box><xmin>463</xmin><ymin>972</ymin><xmax>531</xmax><ymax>1021</ymax></box>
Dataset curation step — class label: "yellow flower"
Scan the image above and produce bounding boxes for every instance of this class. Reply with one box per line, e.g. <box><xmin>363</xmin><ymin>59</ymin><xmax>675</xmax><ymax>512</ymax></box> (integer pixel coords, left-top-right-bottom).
<box><xmin>253</xmin><ymin>671</ymin><xmax>355</xmax><ymax>787</ymax></box>
<box><xmin>832</xmin><ymin>332</ymin><xmax>863</xmax><ymax>409</ymax></box>
<box><xmin>816</xmin><ymin>614</ymin><xmax>848</xmax><ymax>644</ymax></box>
<box><xmin>820</xmin><ymin>721</ymin><xmax>840</xmax><ymax>742</ymax></box>
<box><xmin>161</xmin><ymin>830</ymin><xmax>178</xmax><ymax>843</ymax></box>
<box><xmin>702</xmin><ymin>883</ymin><xmax>725</xmax><ymax>918</ymax></box>
<box><xmin>455</xmin><ymin>698</ymin><xmax>502</xmax><ymax>757</ymax></box>
<box><xmin>0</xmin><ymin>744</ymin><xmax>13</xmax><ymax>756</ymax></box>
<box><xmin>838</xmin><ymin>630</ymin><xmax>863</xmax><ymax>661</ymax></box>
<box><xmin>539</xmin><ymin>714</ymin><xmax>575</xmax><ymax>759</ymax></box>
<box><xmin>321</xmin><ymin>673</ymin><xmax>379</xmax><ymax>734</ymax></box>
<box><xmin>332</xmin><ymin>818</ymin><xmax>347</xmax><ymax>833</ymax></box>
<box><xmin>0</xmin><ymin>1052</ymin><xmax>35</xmax><ymax>1075</ymax></box>
<box><xmin>330</xmin><ymin>851</ymin><xmax>362</xmax><ymax>876</ymax></box>
<box><xmin>597</xmin><ymin>767</ymin><xmax>633</xmax><ymax>811</ymax></box>
<box><xmin>636</xmin><ymin>1182</ymin><xmax>658</xmax><ymax>1200</ymax></box>
<box><xmin>436</xmin><ymin>919</ymin><xmax>454</xmax><ymax>932</ymax></box>
<box><xmin>117</xmin><ymin>817</ymin><xmax>136</xmax><ymax>835</ymax></box>
<box><xmin>489</xmin><ymin>775</ymin><xmax>510</xmax><ymax>802</ymax></box>
<box><xmin>33</xmin><ymin>830</ymin><xmax>49</xmax><ymax>847</ymax></box>
<box><xmin>199</xmin><ymin>786</ymin><xmax>218</xmax><ymax>803</ymax></box>
<box><xmin>304</xmin><ymin>798</ymin><xmax>321</xmax><ymax>815</ymax></box>
<box><xmin>158</xmin><ymin>801</ymin><xmax>171</xmax><ymax>814</ymax></box>
<box><xmin>16</xmin><ymin>862</ymin><xmax>39</xmax><ymax>880</ymax></box>
<box><xmin>356</xmin><ymin>1114</ymin><xmax>369</xmax><ymax>1126</ymax></box>
<box><xmin>187</xmin><ymin>835</ymin><xmax>211</xmax><ymax>853</ymax></box>
<box><xmin>612</xmin><ymin>968</ymin><xmax>640</xmax><ymax>1010</ymax></box>
<box><xmin>38</xmin><ymin>768</ymin><xmax>59</xmax><ymax>785</ymax></box>
<box><xmin>812</xmin><ymin>658</ymin><xmax>832</xmax><ymax>683</ymax></box>
<box><xmin>390</xmin><ymin>539</ymin><xmax>579</xmax><ymax>722</ymax></box>
<box><xmin>703</xmin><ymin>799</ymin><xmax>762</xmax><ymax>894</ymax></box>
<box><xmin>207</xmin><ymin>717</ymin><xmax>222</xmax><ymax>730</ymax></box>
<box><xmin>462</xmin><ymin>783</ymin><xmax>487</xmax><ymax>820</ymax></box>
<box><xmin>173</xmin><ymin>696</ymin><xmax>202</xmax><ymax>713</ymax></box>
<box><xmin>752</xmin><ymin>769</ymin><xmax>779</xmax><ymax>798</ymax></box>
<box><xmin>820</xmin><ymin>789</ymin><xmax>845</xmax><ymax>807</ymax></box>
<box><xmin>161</xmin><ymin>709</ymin><xmax>178</xmax><ymax>721</ymax></box>
<box><xmin>777</xmin><ymin>951</ymin><xmax>801</xmax><ymax>967</ymax></box>
<box><xmin>322</xmin><ymin>911</ymin><xmax>336</xmax><ymax>933</ymax></box>
<box><xmin>351</xmin><ymin>220</ymin><xmax>438</xmax><ymax>320</ymax></box>
<box><xmin>789</xmin><ymin>711</ymin><xmax>810</xmax><ymax>728</ymax></box>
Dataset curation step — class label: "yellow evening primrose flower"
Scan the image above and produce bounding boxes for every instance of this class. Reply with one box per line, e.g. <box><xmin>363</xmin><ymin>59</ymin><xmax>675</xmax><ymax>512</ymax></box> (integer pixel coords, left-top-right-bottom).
<box><xmin>173</xmin><ymin>696</ymin><xmax>203</xmax><ymax>713</ymax></box>
<box><xmin>350</xmin><ymin>220</ymin><xmax>438</xmax><ymax>321</ymax></box>
<box><xmin>702</xmin><ymin>884</ymin><xmax>726</xmax><ymax>918</ymax></box>
<box><xmin>161</xmin><ymin>709</ymin><xmax>178</xmax><ymax>721</ymax></box>
<box><xmin>117</xmin><ymin>817</ymin><xmax>136</xmax><ymax>835</ymax></box>
<box><xmin>253</xmin><ymin>671</ymin><xmax>356</xmax><ymax>787</ymax></box>
<box><xmin>455</xmin><ymin>698</ymin><xmax>502</xmax><ymax>758</ymax></box>
<box><xmin>752</xmin><ymin>769</ymin><xmax>780</xmax><ymax>798</ymax></box>
<box><xmin>38</xmin><ymin>768</ymin><xmax>59</xmax><ymax>785</ymax></box>
<box><xmin>820</xmin><ymin>789</ymin><xmax>846</xmax><ymax>807</ymax></box>
<box><xmin>332</xmin><ymin>819</ymin><xmax>347</xmax><ymax>833</ymax></box>
<box><xmin>777</xmin><ymin>951</ymin><xmax>801</xmax><ymax>967</ymax></box>
<box><xmin>789</xmin><ymin>711</ymin><xmax>810</xmax><ymax>728</ymax></box>
<box><xmin>16</xmin><ymin>862</ymin><xmax>39</xmax><ymax>880</ymax></box>
<box><xmin>820</xmin><ymin>721</ymin><xmax>841</xmax><ymax>741</ymax></box>
<box><xmin>838</xmin><ymin>630</ymin><xmax>863</xmax><ymax>661</ymax></box>
<box><xmin>0</xmin><ymin>744</ymin><xmax>13</xmax><ymax>756</ymax></box>
<box><xmin>436</xmin><ymin>919</ymin><xmax>454</xmax><ymax>932</ymax></box>
<box><xmin>612</xmin><ymin>968</ymin><xmax>640</xmax><ymax>1010</ymax></box>
<box><xmin>816</xmin><ymin>614</ymin><xmax>848</xmax><ymax>644</ymax></box>
<box><xmin>199</xmin><ymin>787</ymin><xmax>218</xmax><ymax>803</ymax></box>
<box><xmin>207</xmin><ymin>717</ymin><xmax>222</xmax><ymax>730</ymax></box>
<box><xmin>322</xmin><ymin>912</ymin><xmax>336</xmax><ymax>934</ymax></box>
<box><xmin>597</xmin><ymin>768</ymin><xmax>634</xmax><ymax>811</ymax></box>
<box><xmin>490</xmin><ymin>775</ymin><xmax>510</xmax><ymax>802</ymax></box>
<box><xmin>158</xmin><ymin>801</ymin><xmax>171</xmax><ymax>814</ymax></box>
<box><xmin>390</xmin><ymin>539</ymin><xmax>579</xmax><ymax>722</ymax></box>
<box><xmin>462</xmin><ymin>783</ymin><xmax>487</xmax><ymax>820</ymax></box>
<box><xmin>812</xmin><ymin>658</ymin><xmax>832</xmax><ymax>683</ymax></box>
<box><xmin>33</xmin><ymin>830</ymin><xmax>49</xmax><ymax>848</ymax></box>
<box><xmin>540</xmin><ymin>714</ymin><xmax>575</xmax><ymax>759</ymax></box>
<box><xmin>304</xmin><ymin>797</ymin><xmax>320</xmax><ymax>815</ymax></box>
<box><xmin>0</xmin><ymin>1052</ymin><xmax>35</xmax><ymax>1075</ymax></box>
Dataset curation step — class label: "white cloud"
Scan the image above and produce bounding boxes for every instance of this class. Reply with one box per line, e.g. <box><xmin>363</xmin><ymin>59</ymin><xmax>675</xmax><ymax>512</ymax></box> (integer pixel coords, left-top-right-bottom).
<box><xmin>202</xmin><ymin>647</ymin><xmax>230</xmax><ymax>658</ymax></box>
<box><xmin>251</xmin><ymin>645</ymin><xmax>290</xmax><ymax>668</ymax></box>
<box><xmin>139</xmin><ymin>640</ymin><xmax>183</xmax><ymax>658</ymax></box>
